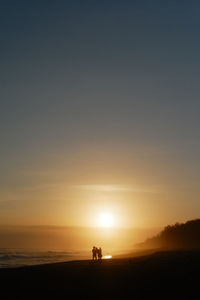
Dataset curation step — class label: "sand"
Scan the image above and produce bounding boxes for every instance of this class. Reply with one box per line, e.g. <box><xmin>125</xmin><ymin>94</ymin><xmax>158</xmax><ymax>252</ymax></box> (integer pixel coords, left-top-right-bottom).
<box><xmin>1</xmin><ymin>250</ymin><xmax>200</xmax><ymax>299</ymax></box>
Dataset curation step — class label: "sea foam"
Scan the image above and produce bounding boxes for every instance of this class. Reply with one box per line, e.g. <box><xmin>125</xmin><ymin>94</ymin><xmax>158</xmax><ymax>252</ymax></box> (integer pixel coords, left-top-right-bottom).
<box><xmin>0</xmin><ymin>249</ymin><xmax>88</xmax><ymax>268</ymax></box>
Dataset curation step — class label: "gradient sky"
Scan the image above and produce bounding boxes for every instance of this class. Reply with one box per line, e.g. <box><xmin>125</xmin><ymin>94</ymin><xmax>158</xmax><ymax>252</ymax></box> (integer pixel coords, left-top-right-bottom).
<box><xmin>1</xmin><ymin>0</ymin><xmax>200</xmax><ymax>230</ymax></box>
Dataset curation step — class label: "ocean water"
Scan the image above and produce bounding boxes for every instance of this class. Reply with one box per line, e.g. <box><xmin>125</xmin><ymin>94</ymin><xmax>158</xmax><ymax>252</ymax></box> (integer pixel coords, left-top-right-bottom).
<box><xmin>0</xmin><ymin>249</ymin><xmax>89</xmax><ymax>268</ymax></box>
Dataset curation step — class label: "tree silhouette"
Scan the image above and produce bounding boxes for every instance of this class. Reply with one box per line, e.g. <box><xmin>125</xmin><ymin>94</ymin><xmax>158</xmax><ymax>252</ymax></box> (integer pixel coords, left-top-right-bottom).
<box><xmin>138</xmin><ymin>219</ymin><xmax>200</xmax><ymax>250</ymax></box>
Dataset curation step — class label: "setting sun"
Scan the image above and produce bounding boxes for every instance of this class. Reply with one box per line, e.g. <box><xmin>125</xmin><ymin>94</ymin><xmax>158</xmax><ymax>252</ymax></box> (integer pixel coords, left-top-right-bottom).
<box><xmin>98</xmin><ymin>212</ymin><xmax>114</xmax><ymax>228</ymax></box>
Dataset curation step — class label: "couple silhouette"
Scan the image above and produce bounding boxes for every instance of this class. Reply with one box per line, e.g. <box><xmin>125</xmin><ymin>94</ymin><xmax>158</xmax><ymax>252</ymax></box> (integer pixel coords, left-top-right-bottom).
<box><xmin>92</xmin><ymin>246</ymin><xmax>102</xmax><ymax>261</ymax></box>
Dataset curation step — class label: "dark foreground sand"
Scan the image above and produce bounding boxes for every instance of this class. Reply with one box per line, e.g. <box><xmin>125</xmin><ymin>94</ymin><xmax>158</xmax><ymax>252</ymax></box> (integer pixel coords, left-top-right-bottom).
<box><xmin>1</xmin><ymin>250</ymin><xmax>200</xmax><ymax>299</ymax></box>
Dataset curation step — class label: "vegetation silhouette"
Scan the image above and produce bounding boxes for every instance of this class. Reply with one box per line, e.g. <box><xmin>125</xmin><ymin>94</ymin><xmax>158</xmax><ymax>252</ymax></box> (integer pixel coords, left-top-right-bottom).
<box><xmin>138</xmin><ymin>219</ymin><xmax>200</xmax><ymax>250</ymax></box>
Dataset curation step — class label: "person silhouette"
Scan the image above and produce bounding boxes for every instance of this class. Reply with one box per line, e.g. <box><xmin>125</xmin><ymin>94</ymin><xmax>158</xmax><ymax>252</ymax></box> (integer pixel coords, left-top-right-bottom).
<box><xmin>98</xmin><ymin>247</ymin><xmax>102</xmax><ymax>261</ymax></box>
<box><xmin>92</xmin><ymin>246</ymin><xmax>97</xmax><ymax>260</ymax></box>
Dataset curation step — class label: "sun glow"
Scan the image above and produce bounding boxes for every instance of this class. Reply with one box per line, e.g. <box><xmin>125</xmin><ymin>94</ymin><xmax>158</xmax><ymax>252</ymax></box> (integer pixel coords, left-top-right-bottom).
<box><xmin>98</xmin><ymin>212</ymin><xmax>114</xmax><ymax>228</ymax></box>
<box><xmin>103</xmin><ymin>255</ymin><xmax>112</xmax><ymax>259</ymax></box>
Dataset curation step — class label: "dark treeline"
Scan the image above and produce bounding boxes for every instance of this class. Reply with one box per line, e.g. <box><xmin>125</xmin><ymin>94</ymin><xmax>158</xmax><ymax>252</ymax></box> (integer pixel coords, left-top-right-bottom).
<box><xmin>137</xmin><ymin>219</ymin><xmax>200</xmax><ymax>250</ymax></box>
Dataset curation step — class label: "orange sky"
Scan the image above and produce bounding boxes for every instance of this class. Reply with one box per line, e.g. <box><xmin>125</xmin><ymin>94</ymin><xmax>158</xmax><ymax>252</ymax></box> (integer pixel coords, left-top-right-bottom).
<box><xmin>1</xmin><ymin>144</ymin><xmax>199</xmax><ymax>230</ymax></box>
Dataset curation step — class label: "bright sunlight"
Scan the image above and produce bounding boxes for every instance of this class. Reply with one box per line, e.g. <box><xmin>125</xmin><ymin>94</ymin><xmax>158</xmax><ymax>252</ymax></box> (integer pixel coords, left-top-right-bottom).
<box><xmin>98</xmin><ymin>212</ymin><xmax>114</xmax><ymax>228</ymax></box>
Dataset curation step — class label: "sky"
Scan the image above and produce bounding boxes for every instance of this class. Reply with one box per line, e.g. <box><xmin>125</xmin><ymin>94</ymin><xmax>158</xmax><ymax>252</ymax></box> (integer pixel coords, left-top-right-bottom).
<box><xmin>1</xmin><ymin>0</ymin><xmax>200</xmax><ymax>246</ymax></box>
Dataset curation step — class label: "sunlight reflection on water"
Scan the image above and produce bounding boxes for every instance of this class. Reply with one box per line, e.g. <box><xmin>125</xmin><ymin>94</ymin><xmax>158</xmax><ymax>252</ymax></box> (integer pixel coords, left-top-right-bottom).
<box><xmin>103</xmin><ymin>255</ymin><xmax>112</xmax><ymax>259</ymax></box>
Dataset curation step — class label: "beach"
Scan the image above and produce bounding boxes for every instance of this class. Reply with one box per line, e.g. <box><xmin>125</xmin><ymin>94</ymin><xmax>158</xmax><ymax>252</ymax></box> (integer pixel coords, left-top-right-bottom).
<box><xmin>1</xmin><ymin>250</ymin><xmax>200</xmax><ymax>299</ymax></box>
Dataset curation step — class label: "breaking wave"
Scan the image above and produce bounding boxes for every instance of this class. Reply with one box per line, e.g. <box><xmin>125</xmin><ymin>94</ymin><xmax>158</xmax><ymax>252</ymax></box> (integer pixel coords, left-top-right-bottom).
<box><xmin>0</xmin><ymin>249</ymin><xmax>88</xmax><ymax>268</ymax></box>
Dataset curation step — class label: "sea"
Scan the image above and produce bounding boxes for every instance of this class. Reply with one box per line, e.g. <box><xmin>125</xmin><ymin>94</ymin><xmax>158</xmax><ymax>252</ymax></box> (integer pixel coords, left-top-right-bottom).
<box><xmin>0</xmin><ymin>248</ymin><xmax>89</xmax><ymax>268</ymax></box>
